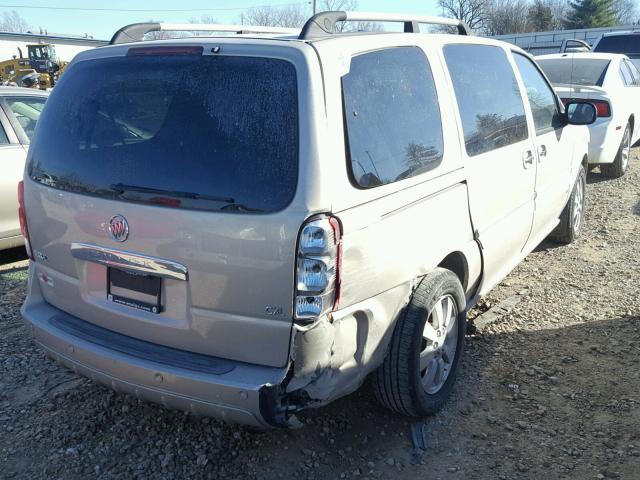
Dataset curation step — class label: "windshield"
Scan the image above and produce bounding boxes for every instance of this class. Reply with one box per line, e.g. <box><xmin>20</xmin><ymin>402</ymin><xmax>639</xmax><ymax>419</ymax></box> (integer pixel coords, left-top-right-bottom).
<box><xmin>537</xmin><ymin>58</ymin><xmax>611</xmax><ymax>86</ymax></box>
<box><xmin>28</xmin><ymin>53</ymin><xmax>299</xmax><ymax>213</ymax></box>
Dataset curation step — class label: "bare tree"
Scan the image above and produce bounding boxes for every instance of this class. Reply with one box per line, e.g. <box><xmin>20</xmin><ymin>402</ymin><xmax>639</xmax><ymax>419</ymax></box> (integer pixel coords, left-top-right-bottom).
<box><xmin>189</xmin><ymin>14</ymin><xmax>219</xmax><ymax>24</ymax></box>
<box><xmin>438</xmin><ymin>0</ymin><xmax>490</xmax><ymax>31</ymax></box>
<box><xmin>242</xmin><ymin>4</ymin><xmax>307</xmax><ymax>28</ymax></box>
<box><xmin>0</xmin><ymin>10</ymin><xmax>29</xmax><ymax>32</ymax></box>
<box><xmin>613</xmin><ymin>0</ymin><xmax>638</xmax><ymax>24</ymax></box>
<box><xmin>484</xmin><ymin>0</ymin><xmax>531</xmax><ymax>35</ymax></box>
<box><xmin>318</xmin><ymin>0</ymin><xmax>358</xmax><ymax>11</ymax></box>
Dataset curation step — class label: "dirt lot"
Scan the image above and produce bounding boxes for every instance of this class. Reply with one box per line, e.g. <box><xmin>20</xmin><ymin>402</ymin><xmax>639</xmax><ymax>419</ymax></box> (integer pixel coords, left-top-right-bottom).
<box><xmin>1</xmin><ymin>154</ymin><xmax>639</xmax><ymax>480</ymax></box>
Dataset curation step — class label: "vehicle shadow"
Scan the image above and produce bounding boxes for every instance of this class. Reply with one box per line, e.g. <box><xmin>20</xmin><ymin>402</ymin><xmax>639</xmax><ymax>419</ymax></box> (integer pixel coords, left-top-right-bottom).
<box><xmin>4</xmin><ymin>315</ymin><xmax>639</xmax><ymax>479</ymax></box>
<box><xmin>0</xmin><ymin>246</ymin><xmax>28</xmax><ymax>267</ymax></box>
<box><xmin>533</xmin><ymin>237</ymin><xmax>564</xmax><ymax>252</ymax></box>
<box><xmin>586</xmin><ymin>170</ymin><xmax>612</xmax><ymax>185</ymax></box>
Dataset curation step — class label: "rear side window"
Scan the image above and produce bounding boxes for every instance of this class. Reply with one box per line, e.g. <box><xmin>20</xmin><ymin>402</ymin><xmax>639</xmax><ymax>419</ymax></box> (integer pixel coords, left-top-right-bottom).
<box><xmin>594</xmin><ymin>35</ymin><xmax>640</xmax><ymax>54</ymax></box>
<box><xmin>28</xmin><ymin>54</ymin><xmax>298</xmax><ymax>213</ymax></box>
<box><xmin>444</xmin><ymin>44</ymin><xmax>528</xmax><ymax>157</ymax></box>
<box><xmin>342</xmin><ymin>47</ymin><xmax>444</xmax><ymax>188</ymax></box>
<box><xmin>536</xmin><ymin>58</ymin><xmax>610</xmax><ymax>86</ymax></box>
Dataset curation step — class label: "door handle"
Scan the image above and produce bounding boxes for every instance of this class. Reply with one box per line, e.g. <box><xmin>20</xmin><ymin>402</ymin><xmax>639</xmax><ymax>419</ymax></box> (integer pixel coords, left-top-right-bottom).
<box><xmin>538</xmin><ymin>145</ymin><xmax>547</xmax><ymax>159</ymax></box>
<box><xmin>522</xmin><ymin>150</ymin><xmax>534</xmax><ymax>169</ymax></box>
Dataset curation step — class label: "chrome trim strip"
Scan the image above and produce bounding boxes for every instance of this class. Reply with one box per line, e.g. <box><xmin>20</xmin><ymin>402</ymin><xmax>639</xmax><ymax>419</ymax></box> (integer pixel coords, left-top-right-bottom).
<box><xmin>70</xmin><ymin>243</ymin><xmax>188</xmax><ymax>281</ymax></box>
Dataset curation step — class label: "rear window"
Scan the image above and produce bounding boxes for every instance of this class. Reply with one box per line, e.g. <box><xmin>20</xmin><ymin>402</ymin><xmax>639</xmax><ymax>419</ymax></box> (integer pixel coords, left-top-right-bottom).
<box><xmin>537</xmin><ymin>58</ymin><xmax>611</xmax><ymax>86</ymax></box>
<box><xmin>594</xmin><ymin>34</ymin><xmax>640</xmax><ymax>54</ymax></box>
<box><xmin>28</xmin><ymin>53</ymin><xmax>298</xmax><ymax>213</ymax></box>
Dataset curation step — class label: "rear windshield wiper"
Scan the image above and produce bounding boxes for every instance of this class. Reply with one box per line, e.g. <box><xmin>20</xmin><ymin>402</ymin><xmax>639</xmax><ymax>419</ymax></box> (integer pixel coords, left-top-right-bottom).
<box><xmin>109</xmin><ymin>183</ymin><xmax>235</xmax><ymax>204</ymax></box>
<box><xmin>109</xmin><ymin>183</ymin><xmax>263</xmax><ymax>212</ymax></box>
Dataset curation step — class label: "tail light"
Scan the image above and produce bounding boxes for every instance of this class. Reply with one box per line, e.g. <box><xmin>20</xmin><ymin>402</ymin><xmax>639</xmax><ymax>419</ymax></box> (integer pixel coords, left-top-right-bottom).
<box><xmin>294</xmin><ymin>215</ymin><xmax>342</xmax><ymax>324</ymax></box>
<box><xmin>562</xmin><ymin>98</ymin><xmax>611</xmax><ymax>117</ymax></box>
<box><xmin>17</xmin><ymin>181</ymin><xmax>33</xmax><ymax>260</ymax></box>
<box><xmin>591</xmin><ymin>100</ymin><xmax>611</xmax><ymax>117</ymax></box>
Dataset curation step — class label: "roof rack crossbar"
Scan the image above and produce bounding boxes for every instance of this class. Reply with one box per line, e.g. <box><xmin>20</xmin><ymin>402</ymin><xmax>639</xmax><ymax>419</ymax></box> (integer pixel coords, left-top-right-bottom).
<box><xmin>110</xmin><ymin>22</ymin><xmax>299</xmax><ymax>45</ymax></box>
<box><xmin>299</xmin><ymin>11</ymin><xmax>471</xmax><ymax>40</ymax></box>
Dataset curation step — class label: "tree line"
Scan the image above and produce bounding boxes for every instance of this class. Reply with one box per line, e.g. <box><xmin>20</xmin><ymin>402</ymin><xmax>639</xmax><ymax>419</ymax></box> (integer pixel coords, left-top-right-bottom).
<box><xmin>440</xmin><ymin>0</ymin><xmax>638</xmax><ymax>36</ymax></box>
<box><xmin>1</xmin><ymin>0</ymin><xmax>638</xmax><ymax>37</ymax></box>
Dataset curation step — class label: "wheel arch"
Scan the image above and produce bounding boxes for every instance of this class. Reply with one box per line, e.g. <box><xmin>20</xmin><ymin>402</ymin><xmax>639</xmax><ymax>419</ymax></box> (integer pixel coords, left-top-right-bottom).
<box><xmin>437</xmin><ymin>251</ymin><xmax>469</xmax><ymax>290</ymax></box>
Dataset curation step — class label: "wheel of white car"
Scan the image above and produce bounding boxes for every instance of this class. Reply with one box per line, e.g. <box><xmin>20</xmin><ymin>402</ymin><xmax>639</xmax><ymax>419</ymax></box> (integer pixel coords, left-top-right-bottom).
<box><xmin>602</xmin><ymin>122</ymin><xmax>631</xmax><ymax>178</ymax></box>
<box><xmin>372</xmin><ymin>268</ymin><xmax>466</xmax><ymax>417</ymax></box>
<box><xmin>551</xmin><ymin>164</ymin><xmax>586</xmax><ymax>245</ymax></box>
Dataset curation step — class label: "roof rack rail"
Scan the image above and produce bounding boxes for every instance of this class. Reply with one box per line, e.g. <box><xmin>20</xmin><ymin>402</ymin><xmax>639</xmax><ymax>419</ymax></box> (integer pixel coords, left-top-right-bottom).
<box><xmin>109</xmin><ymin>22</ymin><xmax>299</xmax><ymax>45</ymax></box>
<box><xmin>299</xmin><ymin>11</ymin><xmax>471</xmax><ymax>40</ymax></box>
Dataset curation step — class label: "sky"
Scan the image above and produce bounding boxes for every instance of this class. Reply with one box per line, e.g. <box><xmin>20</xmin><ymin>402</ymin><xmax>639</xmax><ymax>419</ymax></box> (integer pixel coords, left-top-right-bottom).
<box><xmin>0</xmin><ymin>0</ymin><xmax>441</xmax><ymax>40</ymax></box>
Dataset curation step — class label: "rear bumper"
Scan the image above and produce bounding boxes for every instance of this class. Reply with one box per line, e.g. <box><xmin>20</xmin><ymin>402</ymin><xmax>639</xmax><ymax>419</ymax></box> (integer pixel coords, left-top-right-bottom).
<box><xmin>22</xmin><ymin>294</ymin><xmax>291</xmax><ymax>429</ymax></box>
<box><xmin>587</xmin><ymin>119</ymin><xmax>621</xmax><ymax>165</ymax></box>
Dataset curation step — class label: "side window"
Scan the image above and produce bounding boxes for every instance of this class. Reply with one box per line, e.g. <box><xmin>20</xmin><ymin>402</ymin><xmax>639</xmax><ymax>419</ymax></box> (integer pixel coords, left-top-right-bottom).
<box><xmin>443</xmin><ymin>44</ymin><xmax>528</xmax><ymax>157</ymax></box>
<box><xmin>5</xmin><ymin>96</ymin><xmax>46</xmax><ymax>141</ymax></box>
<box><xmin>342</xmin><ymin>46</ymin><xmax>444</xmax><ymax>188</ymax></box>
<box><xmin>0</xmin><ymin>123</ymin><xmax>9</xmax><ymax>144</ymax></box>
<box><xmin>624</xmin><ymin>60</ymin><xmax>640</xmax><ymax>85</ymax></box>
<box><xmin>620</xmin><ymin>62</ymin><xmax>634</xmax><ymax>86</ymax></box>
<box><xmin>513</xmin><ymin>53</ymin><xmax>562</xmax><ymax>134</ymax></box>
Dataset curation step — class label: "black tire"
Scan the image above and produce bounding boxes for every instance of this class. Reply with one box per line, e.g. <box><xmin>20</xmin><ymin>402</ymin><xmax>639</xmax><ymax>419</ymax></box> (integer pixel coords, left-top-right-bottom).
<box><xmin>550</xmin><ymin>164</ymin><xmax>586</xmax><ymax>245</ymax></box>
<box><xmin>601</xmin><ymin>122</ymin><xmax>631</xmax><ymax>178</ymax></box>
<box><xmin>372</xmin><ymin>268</ymin><xmax>466</xmax><ymax>417</ymax></box>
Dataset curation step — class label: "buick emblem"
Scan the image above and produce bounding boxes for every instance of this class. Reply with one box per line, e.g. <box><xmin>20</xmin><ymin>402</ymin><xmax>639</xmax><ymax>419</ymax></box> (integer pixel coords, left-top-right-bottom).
<box><xmin>109</xmin><ymin>214</ymin><xmax>129</xmax><ymax>242</ymax></box>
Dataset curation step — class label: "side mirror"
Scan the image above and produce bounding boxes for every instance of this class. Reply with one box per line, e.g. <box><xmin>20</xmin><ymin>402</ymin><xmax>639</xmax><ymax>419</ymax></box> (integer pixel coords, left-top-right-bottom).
<box><xmin>565</xmin><ymin>101</ymin><xmax>597</xmax><ymax>125</ymax></box>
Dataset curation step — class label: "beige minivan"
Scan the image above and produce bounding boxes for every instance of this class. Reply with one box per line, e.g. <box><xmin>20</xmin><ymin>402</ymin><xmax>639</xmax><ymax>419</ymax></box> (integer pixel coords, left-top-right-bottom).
<box><xmin>21</xmin><ymin>12</ymin><xmax>596</xmax><ymax>428</ymax></box>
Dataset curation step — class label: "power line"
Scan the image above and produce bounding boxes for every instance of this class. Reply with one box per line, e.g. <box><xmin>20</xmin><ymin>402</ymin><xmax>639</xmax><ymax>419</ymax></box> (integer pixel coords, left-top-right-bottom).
<box><xmin>0</xmin><ymin>2</ymin><xmax>309</xmax><ymax>13</ymax></box>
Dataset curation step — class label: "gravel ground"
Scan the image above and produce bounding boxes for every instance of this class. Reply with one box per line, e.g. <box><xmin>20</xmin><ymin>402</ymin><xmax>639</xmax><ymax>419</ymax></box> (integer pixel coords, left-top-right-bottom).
<box><xmin>1</xmin><ymin>153</ymin><xmax>639</xmax><ymax>480</ymax></box>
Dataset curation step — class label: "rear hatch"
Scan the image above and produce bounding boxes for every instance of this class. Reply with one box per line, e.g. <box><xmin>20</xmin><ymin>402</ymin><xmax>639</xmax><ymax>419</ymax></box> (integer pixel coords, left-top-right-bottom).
<box><xmin>24</xmin><ymin>44</ymin><xmax>306</xmax><ymax>368</ymax></box>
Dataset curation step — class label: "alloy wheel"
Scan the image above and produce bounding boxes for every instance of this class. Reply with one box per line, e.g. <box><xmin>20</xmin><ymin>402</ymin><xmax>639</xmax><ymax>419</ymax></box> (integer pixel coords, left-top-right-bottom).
<box><xmin>419</xmin><ymin>294</ymin><xmax>459</xmax><ymax>394</ymax></box>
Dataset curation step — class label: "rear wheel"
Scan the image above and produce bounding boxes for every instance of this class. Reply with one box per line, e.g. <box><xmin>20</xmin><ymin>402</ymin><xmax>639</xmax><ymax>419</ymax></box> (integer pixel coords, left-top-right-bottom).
<box><xmin>550</xmin><ymin>165</ymin><xmax>586</xmax><ymax>245</ymax></box>
<box><xmin>602</xmin><ymin>122</ymin><xmax>631</xmax><ymax>178</ymax></box>
<box><xmin>372</xmin><ymin>268</ymin><xmax>466</xmax><ymax>417</ymax></box>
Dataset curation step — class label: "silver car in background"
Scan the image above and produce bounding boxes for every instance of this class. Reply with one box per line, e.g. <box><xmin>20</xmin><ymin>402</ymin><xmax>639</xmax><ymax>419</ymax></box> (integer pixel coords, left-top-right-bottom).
<box><xmin>0</xmin><ymin>86</ymin><xmax>48</xmax><ymax>250</ymax></box>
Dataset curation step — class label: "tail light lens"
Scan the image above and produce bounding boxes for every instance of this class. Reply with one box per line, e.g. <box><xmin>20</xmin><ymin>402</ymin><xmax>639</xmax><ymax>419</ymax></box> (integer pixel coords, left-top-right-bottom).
<box><xmin>562</xmin><ymin>98</ymin><xmax>611</xmax><ymax>117</ymax></box>
<box><xmin>591</xmin><ymin>100</ymin><xmax>611</xmax><ymax>117</ymax></box>
<box><xmin>295</xmin><ymin>215</ymin><xmax>342</xmax><ymax>324</ymax></box>
<box><xmin>17</xmin><ymin>181</ymin><xmax>33</xmax><ymax>260</ymax></box>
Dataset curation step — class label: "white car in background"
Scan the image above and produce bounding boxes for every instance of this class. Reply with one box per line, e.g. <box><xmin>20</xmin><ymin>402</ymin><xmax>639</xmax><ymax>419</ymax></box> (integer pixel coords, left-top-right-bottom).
<box><xmin>0</xmin><ymin>86</ymin><xmax>48</xmax><ymax>250</ymax></box>
<box><xmin>537</xmin><ymin>52</ymin><xmax>640</xmax><ymax>177</ymax></box>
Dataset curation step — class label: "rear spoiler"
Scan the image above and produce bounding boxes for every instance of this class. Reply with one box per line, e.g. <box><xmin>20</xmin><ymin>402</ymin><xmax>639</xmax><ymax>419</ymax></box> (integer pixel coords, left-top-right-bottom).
<box><xmin>560</xmin><ymin>39</ymin><xmax>591</xmax><ymax>53</ymax></box>
<box><xmin>552</xmin><ymin>83</ymin><xmax>607</xmax><ymax>94</ymax></box>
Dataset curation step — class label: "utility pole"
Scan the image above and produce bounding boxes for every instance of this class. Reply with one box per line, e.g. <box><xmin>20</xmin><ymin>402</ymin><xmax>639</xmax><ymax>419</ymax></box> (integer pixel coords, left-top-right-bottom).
<box><xmin>312</xmin><ymin>0</ymin><xmax>316</xmax><ymax>15</ymax></box>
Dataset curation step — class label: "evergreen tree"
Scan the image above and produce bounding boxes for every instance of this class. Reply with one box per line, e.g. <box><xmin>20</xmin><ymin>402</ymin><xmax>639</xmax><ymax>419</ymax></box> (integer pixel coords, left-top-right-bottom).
<box><xmin>565</xmin><ymin>0</ymin><xmax>616</xmax><ymax>28</ymax></box>
<box><xmin>527</xmin><ymin>0</ymin><xmax>555</xmax><ymax>31</ymax></box>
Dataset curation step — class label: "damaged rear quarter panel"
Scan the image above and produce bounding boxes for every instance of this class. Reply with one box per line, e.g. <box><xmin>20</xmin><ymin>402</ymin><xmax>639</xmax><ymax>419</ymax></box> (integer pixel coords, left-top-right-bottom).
<box><xmin>284</xmin><ymin>176</ymin><xmax>477</xmax><ymax>407</ymax></box>
<box><xmin>286</xmin><ymin>283</ymin><xmax>413</xmax><ymax>403</ymax></box>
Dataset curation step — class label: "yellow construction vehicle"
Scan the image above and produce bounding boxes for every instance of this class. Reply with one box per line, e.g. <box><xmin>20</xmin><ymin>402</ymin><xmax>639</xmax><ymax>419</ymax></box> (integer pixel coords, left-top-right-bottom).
<box><xmin>27</xmin><ymin>43</ymin><xmax>68</xmax><ymax>87</ymax></box>
<box><xmin>0</xmin><ymin>44</ymin><xmax>68</xmax><ymax>89</ymax></box>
